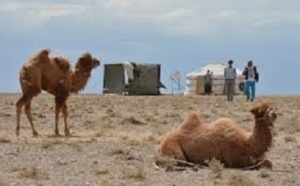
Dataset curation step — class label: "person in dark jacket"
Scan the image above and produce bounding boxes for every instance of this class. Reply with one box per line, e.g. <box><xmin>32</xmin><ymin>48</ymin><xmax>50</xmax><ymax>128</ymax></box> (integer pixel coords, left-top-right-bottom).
<box><xmin>242</xmin><ymin>60</ymin><xmax>259</xmax><ymax>101</ymax></box>
<box><xmin>204</xmin><ymin>70</ymin><xmax>213</xmax><ymax>95</ymax></box>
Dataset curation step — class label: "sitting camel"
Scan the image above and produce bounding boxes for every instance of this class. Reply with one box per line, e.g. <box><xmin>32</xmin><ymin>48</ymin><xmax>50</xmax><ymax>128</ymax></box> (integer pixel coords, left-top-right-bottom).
<box><xmin>16</xmin><ymin>48</ymin><xmax>100</xmax><ymax>136</ymax></box>
<box><xmin>159</xmin><ymin>100</ymin><xmax>277</xmax><ymax>169</ymax></box>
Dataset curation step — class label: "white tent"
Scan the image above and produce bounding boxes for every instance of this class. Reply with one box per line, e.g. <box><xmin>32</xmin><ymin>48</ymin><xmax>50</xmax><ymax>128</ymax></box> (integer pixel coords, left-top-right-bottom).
<box><xmin>184</xmin><ymin>63</ymin><xmax>244</xmax><ymax>96</ymax></box>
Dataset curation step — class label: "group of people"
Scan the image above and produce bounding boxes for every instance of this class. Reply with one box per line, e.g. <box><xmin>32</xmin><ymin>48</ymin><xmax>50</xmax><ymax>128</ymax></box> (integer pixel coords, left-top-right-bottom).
<box><xmin>204</xmin><ymin>60</ymin><xmax>259</xmax><ymax>102</ymax></box>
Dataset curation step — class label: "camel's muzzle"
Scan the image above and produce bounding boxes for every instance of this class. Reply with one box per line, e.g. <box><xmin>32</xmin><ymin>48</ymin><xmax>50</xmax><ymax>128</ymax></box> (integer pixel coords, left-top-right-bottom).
<box><xmin>94</xmin><ymin>59</ymin><xmax>100</xmax><ymax>67</ymax></box>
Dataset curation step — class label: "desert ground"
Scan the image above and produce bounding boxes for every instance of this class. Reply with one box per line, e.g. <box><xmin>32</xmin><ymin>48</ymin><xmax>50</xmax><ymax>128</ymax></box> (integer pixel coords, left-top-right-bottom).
<box><xmin>0</xmin><ymin>93</ymin><xmax>299</xmax><ymax>186</ymax></box>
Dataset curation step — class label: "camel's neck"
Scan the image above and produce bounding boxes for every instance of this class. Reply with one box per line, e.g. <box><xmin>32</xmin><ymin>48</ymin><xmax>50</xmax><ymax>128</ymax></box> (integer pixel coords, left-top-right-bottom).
<box><xmin>69</xmin><ymin>70</ymin><xmax>91</xmax><ymax>92</ymax></box>
<box><xmin>248</xmin><ymin>118</ymin><xmax>273</xmax><ymax>158</ymax></box>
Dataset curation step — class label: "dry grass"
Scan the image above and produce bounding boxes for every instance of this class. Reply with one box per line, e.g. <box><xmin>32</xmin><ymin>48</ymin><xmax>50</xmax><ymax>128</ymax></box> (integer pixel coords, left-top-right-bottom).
<box><xmin>66</xmin><ymin>141</ymin><xmax>83</xmax><ymax>151</ymax></box>
<box><xmin>0</xmin><ymin>136</ymin><xmax>10</xmax><ymax>143</ymax></box>
<box><xmin>207</xmin><ymin>158</ymin><xmax>224</xmax><ymax>179</ymax></box>
<box><xmin>0</xmin><ymin>180</ymin><xmax>7</xmax><ymax>186</ymax></box>
<box><xmin>119</xmin><ymin>116</ymin><xmax>145</xmax><ymax>125</ymax></box>
<box><xmin>94</xmin><ymin>169</ymin><xmax>109</xmax><ymax>176</ymax></box>
<box><xmin>1</xmin><ymin>94</ymin><xmax>300</xmax><ymax>186</ymax></box>
<box><xmin>284</xmin><ymin>135</ymin><xmax>297</xmax><ymax>143</ymax></box>
<box><xmin>153</xmin><ymin>153</ymin><xmax>177</xmax><ymax>168</ymax></box>
<box><xmin>122</xmin><ymin>165</ymin><xmax>146</xmax><ymax>180</ymax></box>
<box><xmin>11</xmin><ymin>166</ymin><xmax>49</xmax><ymax>180</ymax></box>
<box><xmin>124</xmin><ymin>138</ymin><xmax>142</xmax><ymax>147</ymax></box>
<box><xmin>258</xmin><ymin>168</ymin><xmax>271</xmax><ymax>178</ymax></box>
<box><xmin>94</xmin><ymin>130</ymin><xmax>114</xmax><ymax>138</ymax></box>
<box><xmin>284</xmin><ymin>115</ymin><xmax>300</xmax><ymax>134</ymax></box>
<box><xmin>141</xmin><ymin>134</ymin><xmax>160</xmax><ymax>143</ymax></box>
<box><xmin>41</xmin><ymin>139</ymin><xmax>63</xmax><ymax>149</ymax></box>
<box><xmin>110</xmin><ymin>147</ymin><xmax>126</xmax><ymax>156</ymax></box>
<box><xmin>228</xmin><ymin>173</ymin><xmax>254</xmax><ymax>186</ymax></box>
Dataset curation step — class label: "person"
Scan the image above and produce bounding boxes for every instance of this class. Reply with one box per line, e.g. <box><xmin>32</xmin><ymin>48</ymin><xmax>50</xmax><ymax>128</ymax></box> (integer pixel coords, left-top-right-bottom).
<box><xmin>224</xmin><ymin>60</ymin><xmax>236</xmax><ymax>101</ymax></box>
<box><xmin>204</xmin><ymin>70</ymin><xmax>213</xmax><ymax>95</ymax></box>
<box><xmin>242</xmin><ymin>60</ymin><xmax>259</xmax><ymax>102</ymax></box>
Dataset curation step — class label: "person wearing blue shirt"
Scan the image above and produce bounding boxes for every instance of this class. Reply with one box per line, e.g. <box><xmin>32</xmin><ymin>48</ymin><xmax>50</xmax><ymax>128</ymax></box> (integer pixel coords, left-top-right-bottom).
<box><xmin>242</xmin><ymin>60</ymin><xmax>259</xmax><ymax>102</ymax></box>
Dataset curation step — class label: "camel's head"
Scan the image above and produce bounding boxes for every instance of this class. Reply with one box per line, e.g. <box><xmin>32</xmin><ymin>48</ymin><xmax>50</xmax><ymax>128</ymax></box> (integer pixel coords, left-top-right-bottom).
<box><xmin>75</xmin><ymin>52</ymin><xmax>100</xmax><ymax>72</ymax></box>
<box><xmin>250</xmin><ymin>100</ymin><xmax>277</xmax><ymax>124</ymax></box>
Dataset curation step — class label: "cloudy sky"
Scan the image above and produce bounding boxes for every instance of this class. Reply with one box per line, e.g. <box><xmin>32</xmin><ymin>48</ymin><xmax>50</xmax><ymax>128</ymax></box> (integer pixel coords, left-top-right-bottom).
<box><xmin>1</xmin><ymin>0</ymin><xmax>300</xmax><ymax>95</ymax></box>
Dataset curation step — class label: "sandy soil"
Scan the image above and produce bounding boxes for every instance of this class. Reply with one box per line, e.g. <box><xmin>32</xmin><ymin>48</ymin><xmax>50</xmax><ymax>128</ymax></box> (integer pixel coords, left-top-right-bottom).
<box><xmin>0</xmin><ymin>93</ymin><xmax>299</xmax><ymax>186</ymax></box>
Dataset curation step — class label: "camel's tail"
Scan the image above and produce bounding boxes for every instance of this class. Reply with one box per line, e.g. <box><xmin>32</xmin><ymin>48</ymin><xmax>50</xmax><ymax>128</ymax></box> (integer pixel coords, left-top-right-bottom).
<box><xmin>19</xmin><ymin>66</ymin><xmax>32</xmax><ymax>94</ymax></box>
<box><xmin>179</xmin><ymin>110</ymin><xmax>203</xmax><ymax>131</ymax></box>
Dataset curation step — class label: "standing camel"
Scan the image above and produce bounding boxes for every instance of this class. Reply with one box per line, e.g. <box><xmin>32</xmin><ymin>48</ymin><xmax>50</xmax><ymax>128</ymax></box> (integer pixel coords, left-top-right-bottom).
<box><xmin>16</xmin><ymin>48</ymin><xmax>100</xmax><ymax>136</ymax></box>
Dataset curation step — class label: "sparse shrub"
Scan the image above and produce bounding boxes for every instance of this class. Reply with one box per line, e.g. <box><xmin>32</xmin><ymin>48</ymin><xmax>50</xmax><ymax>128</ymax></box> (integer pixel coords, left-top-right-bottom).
<box><xmin>228</xmin><ymin>174</ymin><xmax>254</xmax><ymax>186</ymax></box>
<box><xmin>12</xmin><ymin>166</ymin><xmax>49</xmax><ymax>180</ymax></box>
<box><xmin>110</xmin><ymin>147</ymin><xmax>126</xmax><ymax>156</ymax></box>
<box><xmin>284</xmin><ymin>135</ymin><xmax>297</xmax><ymax>143</ymax></box>
<box><xmin>94</xmin><ymin>169</ymin><xmax>109</xmax><ymax>176</ymax></box>
<box><xmin>142</xmin><ymin>134</ymin><xmax>158</xmax><ymax>143</ymax></box>
<box><xmin>126</xmin><ymin>139</ymin><xmax>141</xmax><ymax>147</ymax></box>
<box><xmin>0</xmin><ymin>136</ymin><xmax>10</xmax><ymax>143</ymax></box>
<box><xmin>106</xmin><ymin>108</ymin><xmax>116</xmax><ymax>117</ymax></box>
<box><xmin>86</xmin><ymin>137</ymin><xmax>97</xmax><ymax>143</ymax></box>
<box><xmin>94</xmin><ymin>131</ymin><xmax>106</xmax><ymax>137</ymax></box>
<box><xmin>120</xmin><ymin>134</ymin><xmax>129</xmax><ymax>140</ymax></box>
<box><xmin>67</xmin><ymin>142</ymin><xmax>83</xmax><ymax>152</ymax></box>
<box><xmin>94</xmin><ymin>130</ymin><xmax>114</xmax><ymax>138</ymax></box>
<box><xmin>153</xmin><ymin>154</ymin><xmax>176</xmax><ymax>168</ymax></box>
<box><xmin>207</xmin><ymin>158</ymin><xmax>224</xmax><ymax>179</ymax></box>
<box><xmin>0</xmin><ymin>180</ymin><xmax>7</xmax><ymax>186</ymax></box>
<box><xmin>41</xmin><ymin>139</ymin><xmax>63</xmax><ymax>149</ymax></box>
<box><xmin>286</xmin><ymin>116</ymin><xmax>300</xmax><ymax>133</ymax></box>
<box><xmin>259</xmin><ymin>168</ymin><xmax>270</xmax><ymax>178</ymax></box>
<box><xmin>122</xmin><ymin>165</ymin><xmax>146</xmax><ymax>180</ymax></box>
<box><xmin>162</xmin><ymin>120</ymin><xmax>168</xmax><ymax>124</ymax></box>
<box><xmin>120</xmin><ymin>116</ymin><xmax>145</xmax><ymax>125</ymax></box>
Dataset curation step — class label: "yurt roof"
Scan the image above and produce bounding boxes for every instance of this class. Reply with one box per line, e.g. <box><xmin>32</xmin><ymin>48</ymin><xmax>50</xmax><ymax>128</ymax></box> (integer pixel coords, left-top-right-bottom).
<box><xmin>187</xmin><ymin>62</ymin><xmax>243</xmax><ymax>78</ymax></box>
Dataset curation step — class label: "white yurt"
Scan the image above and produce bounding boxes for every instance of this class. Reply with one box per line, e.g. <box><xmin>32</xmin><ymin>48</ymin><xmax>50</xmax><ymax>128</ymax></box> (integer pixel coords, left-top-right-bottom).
<box><xmin>184</xmin><ymin>63</ymin><xmax>244</xmax><ymax>96</ymax></box>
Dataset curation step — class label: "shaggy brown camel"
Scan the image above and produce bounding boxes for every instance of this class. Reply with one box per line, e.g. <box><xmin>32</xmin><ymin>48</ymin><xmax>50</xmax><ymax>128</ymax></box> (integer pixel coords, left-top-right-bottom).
<box><xmin>159</xmin><ymin>100</ymin><xmax>277</xmax><ymax>169</ymax></box>
<box><xmin>16</xmin><ymin>48</ymin><xmax>100</xmax><ymax>136</ymax></box>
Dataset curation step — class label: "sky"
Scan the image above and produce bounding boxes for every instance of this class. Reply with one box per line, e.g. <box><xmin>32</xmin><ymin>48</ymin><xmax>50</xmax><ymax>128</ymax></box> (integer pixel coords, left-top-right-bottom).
<box><xmin>0</xmin><ymin>0</ymin><xmax>300</xmax><ymax>95</ymax></box>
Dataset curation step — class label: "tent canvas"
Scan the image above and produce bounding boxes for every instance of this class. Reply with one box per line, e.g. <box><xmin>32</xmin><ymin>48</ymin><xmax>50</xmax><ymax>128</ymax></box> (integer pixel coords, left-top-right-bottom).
<box><xmin>184</xmin><ymin>63</ymin><xmax>244</xmax><ymax>95</ymax></box>
<box><xmin>103</xmin><ymin>62</ymin><xmax>165</xmax><ymax>95</ymax></box>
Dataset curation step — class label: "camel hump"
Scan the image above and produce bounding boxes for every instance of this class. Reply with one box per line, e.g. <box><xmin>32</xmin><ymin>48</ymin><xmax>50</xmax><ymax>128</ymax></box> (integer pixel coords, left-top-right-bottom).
<box><xmin>53</xmin><ymin>57</ymin><xmax>71</xmax><ymax>72</ymax></box>
<box><xmin>30</xmin><ymin>48</ymin><xmax>51</xmax><ymax>64</ymax></box>
<box><xmin>179</xmin><ymin>110</ymin><xmax>202</xmax><ymax>131</ymax></box>
<box><xmin>34</xmin><ymin>48</ymin><xmax>50</xmax><ymax>59</ymax></box>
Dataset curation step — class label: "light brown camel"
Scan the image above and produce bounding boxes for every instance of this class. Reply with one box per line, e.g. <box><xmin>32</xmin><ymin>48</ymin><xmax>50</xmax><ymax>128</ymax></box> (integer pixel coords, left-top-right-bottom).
<box><xmin>159</xmin><ymin>100</ymin><xmax>277</xmax><ymax>169</ymax></box>
<box><xmin>16</xmin><ymin>48</ymin><xmax>100</xmax><ymax>136</ymax></box>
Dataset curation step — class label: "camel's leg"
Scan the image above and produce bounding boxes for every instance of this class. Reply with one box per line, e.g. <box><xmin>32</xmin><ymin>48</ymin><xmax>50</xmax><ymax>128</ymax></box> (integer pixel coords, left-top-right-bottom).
<box><xmin>24</xmin><ymin>101</ymin><xmax>38</xmax><ymax>136</ymax></box>
<box><xmin>17</xmin><ymin>65</ymin><xmax>42</xmax><ymax>136</ymax></box>
<box><xmin>16</xmin><ymin>94</ymin><xmax>34</xmax><ymax>136</ymax></box>
<box><xmin>54</xmin><ymin>92</ymin><xmax>69</xmax><ymax>136</ymax></box>
<box><xmin>54</xmin><ymin>103</ymin><xmax>62</xmax><ymax>136</ymax></box>
<box><xmin>16</xmin><ymin>96</ymin><xmax>26</xmax><ymax>136</ymax></box>
<box><xmin>62</xmin><ymin>103</ymin><xmax>70</xmax><ymax>136</ymax></box>
<box><xmin>160</xmin><ymin>140</ymin><xmax>188</xmax><ymax>166</ymax></box>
